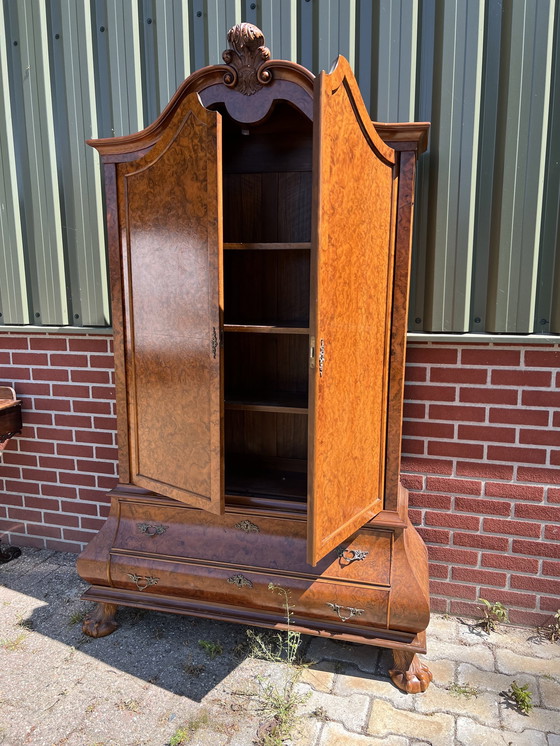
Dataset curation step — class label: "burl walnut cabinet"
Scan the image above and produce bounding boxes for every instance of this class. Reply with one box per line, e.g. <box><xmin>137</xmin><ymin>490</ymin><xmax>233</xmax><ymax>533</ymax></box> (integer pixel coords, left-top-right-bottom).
<box><xmin>77</xmin><ymin>23</ymin><xmax>432</xmax><ymax>693</ymax></box>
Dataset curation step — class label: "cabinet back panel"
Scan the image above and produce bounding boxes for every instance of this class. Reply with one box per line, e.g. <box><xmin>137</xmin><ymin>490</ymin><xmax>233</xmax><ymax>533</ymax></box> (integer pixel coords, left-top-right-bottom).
<box><xmin>220</xmin><ymin>101</ymin><xmax>312</xmax><ymax>244</ymax></box>
<box><xmin>220</xmin><ymin>101</ymin><xmax>313</xmax><ymax>174</ymax></box>
<box><xmin>223</xmin><ymin>171</ymin><xmax>312</xmax><ymax>243</ymax></box>
<box><xmin>224</xmin><ymin>249</ymin><xmax>310</xmax><ymax>325</ymax></box>
<box><xmin>222</xmin><ymin>132</ymin><xmax>312</xmax><ymax>173</ymax></box>
<box><xmin>225</xmin><ymin>409</ymin><xmax>308</xmax><ymax>503</ymax></box>
<box><xmin>224</xmin><ymin>333</ymin><xmax>309</xmax><ymax>398</ymax></box>
<box><xmin>225</xmin><ymin>410</ymin><xmax>308</xmax><ymax>461</ymax></box>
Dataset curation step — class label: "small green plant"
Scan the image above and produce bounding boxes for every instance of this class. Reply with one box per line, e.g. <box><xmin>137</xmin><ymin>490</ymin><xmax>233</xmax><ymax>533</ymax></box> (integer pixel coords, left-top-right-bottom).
<box><xmin>16</xmin><ymin>616</ymin><xmax>34</xmax><ymax>631</ymax></box>
<box><xmin>68</xmin><ymin>610</ymin><xmax>86</xmax><ymax>626</ymax></box>
<box><xmin>507</xmin><ymin>681</ymin><xmax>533</xmax><ymax>715</ymax></box>
<box><xmin>255</xmin><ymin>677</ymin><xmax>310</xmax><ymax>746</ymax></box>
<box><xmin>539</xmin><ymin>609</ymin><xmax>560</xmax><ymax>642</ymax></box>
<box><xmin>168</xmin><ymin>712</ymin><xmax>210</xmax><ymax>745</ymax></box>
<box><xmin>478</xmin><ymin>597</ymin><xmax>509</xmax><ymax>632</ymax></box>
<box><xmin>247</xmin><ymin>584</ymin><xmax>305</xmax><ymax>666</ymax></box>
<box><xmin>198</xmin><ymin>639</ymin><xmax>223</xmax><ymax>659</ymax></box>
<box><xmin>168</xmin><ymin>727</ymin><xmax>189</xmax><ymax>746</ymax></box>
<box><xmin>0</xmin><ymin>632</ymin><xmax>27</xmax><ymax>651</ymax></box>
<box><xmin>448</xmin><ymin>682</ymin><xmax>479</xmax><ymax>699</ymax></box>
<box><xmin>116</xmin><ymin>698</ymin><xmax>141</xmax><ymax>713</ymax></box>
<box><xmin>243</xmin><ymin>585</ymin><xmax>312</xmax><ymax>745</ymax></box>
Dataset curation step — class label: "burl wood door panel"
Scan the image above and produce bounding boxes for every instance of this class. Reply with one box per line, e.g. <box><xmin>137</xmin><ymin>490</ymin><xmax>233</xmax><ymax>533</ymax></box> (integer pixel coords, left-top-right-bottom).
<box><xmin>308</xmin><ymin>57</ymin><xmax>397</xmax><ymax>565</ymax></box>
<box><xmin>117</xmin><ymin>94</ymin><xmax>224</xmax><ymax>513</ymax></box>
<box><xmin>109</xmin><ymin>554</ymin><xmax>389</xmax><ymax>629</ymax></box>
<box><xmin>112</xmin><ymin>501</ymin><xmax>392</xmax><ymax>584</ymax></box>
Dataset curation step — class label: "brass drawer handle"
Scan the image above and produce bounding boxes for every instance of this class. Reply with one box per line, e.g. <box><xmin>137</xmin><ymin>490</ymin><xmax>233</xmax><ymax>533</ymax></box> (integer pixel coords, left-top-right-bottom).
<box><xmin>137</xmin><ymin>522</ymin><xmax>168</xmax><ymax>537</ymax></box>
<box><xmin>227</xmin><ymin>573</ymin><xmax>253</xmax><ymax>589</ymax></box>
<box><xmin>127</xmin><ymin>573</ymin><xmax>159</xmax><ymax>591</ymax></box>
<box><xmin>326</xmin><ymin>602</ymin><xmax>364</xmax><ymax>622</ymax></box>
<box><xmin>337</xmin><ymin>548</ymin><xmax>369</xmax><ymax>566</ymax></box>
<box><xmin>234</xmin><ymin>519</ymin><xmax>259</xmax><ymax>533</ymax></box>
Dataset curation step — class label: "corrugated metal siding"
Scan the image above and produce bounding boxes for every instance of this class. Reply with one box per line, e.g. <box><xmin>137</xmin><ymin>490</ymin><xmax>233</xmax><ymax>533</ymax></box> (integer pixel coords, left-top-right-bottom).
<box><xmin>0</xmin><ymin>0</ymin><xmax>558</xmax><ymax>334</ymax></box>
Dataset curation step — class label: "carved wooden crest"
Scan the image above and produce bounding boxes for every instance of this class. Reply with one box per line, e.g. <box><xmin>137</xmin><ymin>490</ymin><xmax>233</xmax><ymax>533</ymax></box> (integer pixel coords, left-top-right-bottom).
<box><xmin>222</xmin><ymin>23</ymin><xmax>271</xmax><ymax>95</ymax></box>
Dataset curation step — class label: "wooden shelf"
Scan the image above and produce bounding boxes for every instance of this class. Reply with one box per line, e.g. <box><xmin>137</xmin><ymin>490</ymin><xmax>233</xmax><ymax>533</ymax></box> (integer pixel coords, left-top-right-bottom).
<box><xmin>223</xmin><ymin>323</ymin><xmax>309</xmax><ymax>335</ymax></box>
<box><xmin>225</xmin><ymin>461</ymin><xmax>307</xmax><ymax>501</ymax></box>
<box><xmin>224</xmin><ymin>242</ymin><xmax>311</xmax><ymax>251</ymax></box>
<box><xmin>225</xmin><ymin>391</ymin><xmax>308</xmax><ymax>414</ymax></box>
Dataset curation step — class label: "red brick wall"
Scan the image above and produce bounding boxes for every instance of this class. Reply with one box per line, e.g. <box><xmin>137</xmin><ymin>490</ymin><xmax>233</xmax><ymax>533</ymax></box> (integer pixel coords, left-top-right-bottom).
<box><xmin>402</xmin><ymin>343</ymin><xmax>560</xmax><ymax>627</ymax></box>
<box><xmin>0</xmin><ymin>334</ymin><xmax>117</xmax><ymax>552</ymax></box>
<box><xmin>1</xmin><ymin>333</ymin><xmax>559</xmax><ymax>627</ymax></box>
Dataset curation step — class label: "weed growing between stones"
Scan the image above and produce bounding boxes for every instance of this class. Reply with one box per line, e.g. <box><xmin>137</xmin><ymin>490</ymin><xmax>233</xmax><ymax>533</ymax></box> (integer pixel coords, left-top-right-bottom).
<box><xmin>68</xmin><ymin>610</ymin><xmax>86</xmax><ymax>626</ymax></box>
<box><xmin>0</xmin><ymin>632</ymin><xmax>27</xmax><ymax>651</ymax></box>
<box><xmin>254</xmin><ymin>676</ymin><xmax>310</xmax><ymax>746</ymax></box>
<box><xmin>448</xmin><ymin>682</ymin><xmax>480</xmax><ymax>698</ymax></box>
<box><xmin>116</xmin><ymin>698</ymin><xmax>141</xmax><ymax>713</ymax></box>
<box><xmin>198</xmin><ymin>639</ymin><xmax>223</xmax><ymax>659</ymax></box>
<box><xmin>243</xmin><ymin>584</ymin><xmax>312</xmax><ymax>745</ymax></box>
<box><xmin>478</xmin><ymin>598</ymin><xmax>509</xmax><ymax>633</ymax></box>
<box><xmin>168</xmin><ymin>711</ymin><xmax>210</xmax><ymax>745</ymax></box>
<box><xmin>16</xmin><ymin>615</ymin><xmax>34</xmax><ymax>631</ymax></box>
<box><xmin>507</xmin><ymin>681</ymin><xmax>534</xmax><ymax>715</ymax></box>
<box><xmin>247</xmin><ymin>584</ymin><xmax>306</xmax><ymax>666</ymax></box>
<box><xmin>538</xmin><ymin>610</ymin><xmax>560</xmax><ymax>643</ymax></box>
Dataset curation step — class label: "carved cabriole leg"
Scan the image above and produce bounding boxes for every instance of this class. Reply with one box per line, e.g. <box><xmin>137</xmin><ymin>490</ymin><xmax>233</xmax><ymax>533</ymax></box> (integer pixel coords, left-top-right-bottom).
<box><xmin>82</xmin><ymin>602</ymin><xmax>119</xmax><ymax>638</ymax></box>
<box><xmin>389</xmin><ymin>650</ymin><xmax>433</xmax><ymax>693</ymax></box>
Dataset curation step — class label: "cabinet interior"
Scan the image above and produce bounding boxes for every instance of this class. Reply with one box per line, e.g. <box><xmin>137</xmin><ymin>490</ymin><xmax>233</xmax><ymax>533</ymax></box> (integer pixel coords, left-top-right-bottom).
<box><xmin>218</xmin><ymin>102</ymin><xmax>313</xmax><ymax>507</ymax></box>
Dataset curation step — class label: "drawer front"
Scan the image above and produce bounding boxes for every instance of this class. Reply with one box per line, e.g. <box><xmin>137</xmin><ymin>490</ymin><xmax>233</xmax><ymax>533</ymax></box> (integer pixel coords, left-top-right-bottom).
<box><xmin>113</xmin><ymin>500</ymin><xmax>392</xmax><ymax>585</ymax></box>
<box><xmin>109</xmin><ymin>553</ymin><xmax>389</xmax><ymax>629</ymax></box>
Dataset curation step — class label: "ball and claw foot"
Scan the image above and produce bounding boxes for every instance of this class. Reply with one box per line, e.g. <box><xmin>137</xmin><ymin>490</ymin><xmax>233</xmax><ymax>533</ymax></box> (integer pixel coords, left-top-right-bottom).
<box><xmin>82</xmin><ymin>602</ymin><xmax>119</xmax><ymax>638</ymax></box>
<box><xmin>389</xmin><ymin>650</ymin><xmax>433</xmax><ymax>693</ymax></box>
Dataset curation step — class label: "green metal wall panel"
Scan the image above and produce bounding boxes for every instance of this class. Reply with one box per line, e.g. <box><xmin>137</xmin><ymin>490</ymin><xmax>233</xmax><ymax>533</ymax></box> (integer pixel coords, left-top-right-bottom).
<box><xmin>9</xmin><ymin>0</ymin><xmax>67</xmax><ymax>325</ymax></box>
<box><xmin>49</xmin><ymin>0</ymin><xmax>109</xmax><ymax>327</ymax></box>
<box><xmin>374</xmin><ymin>0</ymin><xmax>418</xmax><ymax>122</ymax></box>
<box><xmin>0</xmin><ymin>0</ymin><xmax>558</xmax><ymax>336</ymax></box>
<box><xmin>0</xmin><ymin>0</ymin><xmax>28</xmax><ymax>324</ymax></box>
<box><xmin>422</xmin><ymin>0</ymin><xmax>484</xmax><ymax>332</ymax></box>
<box><xmin>486</xmin><ymin>0</ymin><xmax>555</xmax><ymax>333</ymax></box>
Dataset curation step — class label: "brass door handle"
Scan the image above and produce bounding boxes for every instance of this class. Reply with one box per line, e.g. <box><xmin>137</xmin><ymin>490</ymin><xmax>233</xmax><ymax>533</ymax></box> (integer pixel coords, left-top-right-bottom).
<box><xmin>326</xmin><ymin>602</ymin><xmax>364</xmax><ymax>622</ymax></box>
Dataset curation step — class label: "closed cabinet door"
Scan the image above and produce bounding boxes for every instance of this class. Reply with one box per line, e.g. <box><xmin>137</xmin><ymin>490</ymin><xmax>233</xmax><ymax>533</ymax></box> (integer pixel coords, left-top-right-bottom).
<box><xmin>117</xmin><ymin>93</ymin><xmax>224</xmax><ymax>514</ymax></box>
<box><xmin>308</xmin><ymin>57</ymin><xmax>398</xmax><ymax>565</ymax></box>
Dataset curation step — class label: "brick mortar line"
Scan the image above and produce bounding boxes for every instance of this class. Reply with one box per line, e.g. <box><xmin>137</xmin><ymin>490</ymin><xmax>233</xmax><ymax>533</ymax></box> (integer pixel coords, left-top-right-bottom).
<box><xmin>423</xmin><ymin>514</ymin><xmax>560</xmax><ymax>526</ymax></box>
<box><xmin>428</xmin><ymin>545</ymin><xmax>558</xmax><ymax>561</ymax></box>
<box><xmin>428</xmin><ymin>590</ymin><xmax>542</xmax><ymax>609</ymax></box>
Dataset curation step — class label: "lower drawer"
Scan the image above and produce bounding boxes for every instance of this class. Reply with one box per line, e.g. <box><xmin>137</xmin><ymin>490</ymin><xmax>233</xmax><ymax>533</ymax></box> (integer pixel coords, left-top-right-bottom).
<box><xmin>109</xmin><ymin>553</ymin><xmax>389</xmax><ymax>630</ymax></box>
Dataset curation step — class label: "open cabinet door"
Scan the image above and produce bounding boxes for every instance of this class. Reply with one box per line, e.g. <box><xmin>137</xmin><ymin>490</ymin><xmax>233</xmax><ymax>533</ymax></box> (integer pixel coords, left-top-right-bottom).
<box><xmin>117</xmin><ymin>93</ymin><xmax>224</xmax><ymax>514</ymax></box>
<box><xmin>308</xmin><ymin>58</ymin><xmax>397</xmax><ymax>565</ymax></box>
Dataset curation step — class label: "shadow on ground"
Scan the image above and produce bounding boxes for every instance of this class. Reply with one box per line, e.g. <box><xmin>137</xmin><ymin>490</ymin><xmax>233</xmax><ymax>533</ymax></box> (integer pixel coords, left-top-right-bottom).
<box><xmin>0</xmin><ymin>547</ymin><xmax>383</xmax><ymax>703</ymax></box>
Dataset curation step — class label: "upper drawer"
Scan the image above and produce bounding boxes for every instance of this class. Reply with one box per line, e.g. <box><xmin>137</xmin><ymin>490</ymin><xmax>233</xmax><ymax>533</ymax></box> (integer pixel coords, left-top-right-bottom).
<box><xmin>112</xmin><ymin>500</ymin><xmax>392</xmax><ymax>586</ymax></box>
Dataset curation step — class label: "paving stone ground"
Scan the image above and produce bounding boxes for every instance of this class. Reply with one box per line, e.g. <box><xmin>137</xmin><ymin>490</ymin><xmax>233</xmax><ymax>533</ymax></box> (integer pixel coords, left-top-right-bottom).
<box><xmin>0</xmin><ymin>548</ymin><xmax>558</xmax><ymax>745</ymax></box>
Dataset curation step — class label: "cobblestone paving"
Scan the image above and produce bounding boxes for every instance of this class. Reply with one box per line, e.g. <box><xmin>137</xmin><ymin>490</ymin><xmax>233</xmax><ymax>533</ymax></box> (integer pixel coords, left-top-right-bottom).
<box><xmin>0</xmin><ymin>548</ymin><xmax>558</xmax><ymax>745</ymax></box>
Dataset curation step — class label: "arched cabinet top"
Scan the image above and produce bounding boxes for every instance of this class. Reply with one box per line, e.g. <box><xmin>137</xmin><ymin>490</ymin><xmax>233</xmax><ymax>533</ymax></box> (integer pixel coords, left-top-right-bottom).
<box><xmin>87</xmin><ymin>23</ymin><xmax>428</xmax><ymax>161</ymax></box>
<box><xmin>88</xmin><ymin>23</ymin><xmax>314</xmax><ymax>160</ymax></box>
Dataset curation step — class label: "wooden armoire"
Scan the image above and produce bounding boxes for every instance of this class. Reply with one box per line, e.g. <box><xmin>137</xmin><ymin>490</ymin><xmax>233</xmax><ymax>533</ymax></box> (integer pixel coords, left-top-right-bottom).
<box><xmin>77</xmin><ymin>23</ymin><xmax>432</xmax><ymax>693</ymax></box>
